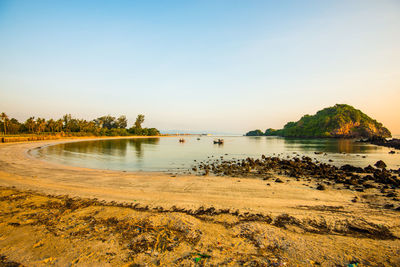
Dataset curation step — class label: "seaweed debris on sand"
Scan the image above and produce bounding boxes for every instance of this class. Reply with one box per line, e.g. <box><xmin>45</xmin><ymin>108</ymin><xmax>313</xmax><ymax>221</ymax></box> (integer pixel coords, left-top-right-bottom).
<box><xmin>0</xmin><ymin>187</ymin><xmax>399</xmax><ymax>266</ymax></box>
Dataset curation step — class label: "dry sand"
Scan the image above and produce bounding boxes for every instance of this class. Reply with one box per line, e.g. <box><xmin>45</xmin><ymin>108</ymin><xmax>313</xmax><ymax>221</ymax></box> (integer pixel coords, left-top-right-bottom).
<box><xmin>0</xmin><ymin>138</ymin><xmax>399</xmax><ymax>266</ymax></box>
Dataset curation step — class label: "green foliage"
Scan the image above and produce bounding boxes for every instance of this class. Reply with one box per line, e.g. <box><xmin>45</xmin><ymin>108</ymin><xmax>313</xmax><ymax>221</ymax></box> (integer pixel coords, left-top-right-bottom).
<box><xmin>129</xmin><ymin>127</ymin><xmax>160</xmax><ymax>136</ymax></box>
<box><xmin>245</xmin><ymin>129</ymin><xmax>264</xmax><ymax>136</ymax></box>
<box><xmin>134</xmin><ymin>114</ymin><xmax>145</xmax><ymax>129</ymax></box>
<box><xmin>247</xmin><ymin>104</ymin><xmax>392</xmax><ymax>138</ymax></box>
<box><xmin>116</xmin><ymin>115</ymin><xmax>128</xmax><ymax>129</ymax></box>
<box><xmin>127</xmin><ymin>115</ymin><xmax>160</xmax><ymax>136</ymax></box>
<box><xmin>264</xmin><ymin>128</ymin><xmax>279</xmax><ymax>136</ymax></box>
<box><xmin>0</xmin><ymin>112</ymin><xmax>159</xmax><ymax>137</ymax></box>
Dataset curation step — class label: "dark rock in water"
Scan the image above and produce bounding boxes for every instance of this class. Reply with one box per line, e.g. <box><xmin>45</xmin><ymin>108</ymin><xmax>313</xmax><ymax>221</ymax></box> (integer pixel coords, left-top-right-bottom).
<box><xmin>316</xmin><ymin>184</ymin><xmax>326</xmax><ymax>190</ymax></box>
<box><xmin>192</xmin><ymin>153</ymin><xmax>398</xmax><ymax>192</ymax></box>
<box><xmin>374</xmin><ymin>160</ymin><xmax>387</xmax><ymax>169</ymax></box>
<box><xmin>363</xmin><ymin>136</ymin><xmax>400</xmax><ymax>150</ymax></box>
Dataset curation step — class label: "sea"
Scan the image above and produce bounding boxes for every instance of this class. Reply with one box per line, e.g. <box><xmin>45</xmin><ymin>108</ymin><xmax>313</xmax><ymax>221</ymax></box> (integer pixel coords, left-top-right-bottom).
<box><xmin>31</xmin><ymin>136</ymin><xmax>400</xmax><ymax>172</ymax></box>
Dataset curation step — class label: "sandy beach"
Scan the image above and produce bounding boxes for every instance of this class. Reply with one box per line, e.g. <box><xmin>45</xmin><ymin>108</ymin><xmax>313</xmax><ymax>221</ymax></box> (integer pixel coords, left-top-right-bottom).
<box><xmin>0</xmin><ymin>138</ymin><xmax>399</xmax><ymax>266</ymax></box>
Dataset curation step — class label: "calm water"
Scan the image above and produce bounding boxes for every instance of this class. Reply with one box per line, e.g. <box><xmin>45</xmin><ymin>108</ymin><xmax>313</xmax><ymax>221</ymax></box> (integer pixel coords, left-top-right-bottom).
<box><xmin>32</xmin><ymin>136</ymin><xmax>400</xmax><ymax>172</ymax></box>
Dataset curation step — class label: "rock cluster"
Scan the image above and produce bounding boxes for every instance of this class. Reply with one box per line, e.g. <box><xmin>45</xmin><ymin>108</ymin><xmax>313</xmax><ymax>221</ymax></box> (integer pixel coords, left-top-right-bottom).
<box><xmin>360</xmin><ymin>136</ymin><xmax>400</xmax><ymax>150</ymax></box>
<box><xmin>193</xmin><ymin>156</ymin><xmax>400</xmax><ymax>193</ymax></box>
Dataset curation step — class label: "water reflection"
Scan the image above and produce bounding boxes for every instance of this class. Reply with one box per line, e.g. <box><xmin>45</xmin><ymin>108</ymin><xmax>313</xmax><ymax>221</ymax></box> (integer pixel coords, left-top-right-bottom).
<box><xmin>283</xmin><ymin>138</ymin><xmax>378</xmax><ymax>154</ymax></box>
<box><xmin>64</xmin><ymin>139</ymin><xmax>129</xmax><ymax>157</ymax></box>
<box><xmin>128</xmin><ymin>138</ymin><xmax>160</xmax><ymax>158</ymax></box>
<box><xmin>248</xmin><ymin>136</ymin><xmax>263</xmax><ymax>143</ymax></box>
<box><xmin>47</xmin><ymin>138</ymin><xmax>160</xmax><ymax>158</ymax></box>
<box><xmin>37</xmin><ymin>136</ymin><xmax>399</xmax><ymax>172</ymax></box>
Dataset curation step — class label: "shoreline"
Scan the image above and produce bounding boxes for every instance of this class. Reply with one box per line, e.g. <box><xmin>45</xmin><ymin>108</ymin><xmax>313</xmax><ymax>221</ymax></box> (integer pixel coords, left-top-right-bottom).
<box><xmin>0</xmin><ymin>133</ymin><xmax>198</xmax><ymax>144</ymax></box>
<box><xmin>1</xmin><ymin>137</ymin><xmax>400</xmax><ymax>265</ymax></box>
<box><xmin>0</xmin><ymin>137</ymin><xmax>384</xmax><ymax>214</ymax></box>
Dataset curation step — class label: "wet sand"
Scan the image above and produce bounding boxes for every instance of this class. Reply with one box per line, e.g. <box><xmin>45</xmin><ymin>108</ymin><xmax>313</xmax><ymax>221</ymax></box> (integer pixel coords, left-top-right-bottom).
<box><xmin>0</xmin><ymin>138</ymin><xmax>399</xmax><ymax>266</ymax></box>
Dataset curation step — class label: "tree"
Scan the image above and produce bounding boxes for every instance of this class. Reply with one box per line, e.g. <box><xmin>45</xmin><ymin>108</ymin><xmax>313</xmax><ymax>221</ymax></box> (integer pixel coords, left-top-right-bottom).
<box><xmin>0</xmin><ymin>112</ymin><xmax>8</xmax><ymax>135</ymax></box>
<box><xmin>25</xmin><ymin>117</ymin><xmax>36</xmax><ymax>133</ymax></box>
<box><xmin>36</xmin><ymin>118</ymin><xmax>46</xmax><ymax>134</ymax></box>
<box><xmin>134</xmin><ymin>114</ymin><xmax>145</xmax><ymax>129</ymax></box>
<box><xmin>116</xmin><ymin>115</ymin><xmax>128</xmax><ymax>129</ymax></box>
<box><xmin>55</xmin><ymin>119</ymin><xmax>63</xmax><ymax>132</ymax></box>
<box><xmin>63</xmin><ymin>114</ymin><xmax>72</xmax><ymax>132</ymax></box>
<box><xmin>7</xmin><ymin>118</ymin><xmax>21</xmax><ymax>134</ymax></box>
<box><xmin>247</xmin><ymin>104</ymin><xmax>391</xmax><ymax>138</ymax></box>
<box><xmin>94</xmin><ymin>115</ymin><xmax>116</xmax><ymax>129</ymax></box>
<box><xmin>0</xmin><ymin>113</ymin><xmax>158</xmax><ymax>137</ymax></box>
<box><xmin>245</xmin><ymin>129</ymin><xmax>264</xmax><ymax>136</ymax></box>
<box><xmin>46</xmin><ymin>119</ymin><xmax>56</xmax><ymax>132</ymax></box>
<box><xmin>146</xmin><ymin>128</ymin><xmax>160</xmax><ymax>136</ymax></box>
<box><xmin>265</xmin><ymin>128</ymin><xmax>278</xmax><ymax>136</ymax></box>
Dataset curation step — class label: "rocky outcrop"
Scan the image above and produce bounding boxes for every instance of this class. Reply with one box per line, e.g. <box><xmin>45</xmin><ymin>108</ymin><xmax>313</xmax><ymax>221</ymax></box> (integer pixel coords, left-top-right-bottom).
<box><xmin>331</xmin><ymin>121</ymin><xmax>361</xmax><ymax>136</ymax></box>
<box><xmin>249</xmin><ymin>104</ymin><xmax>392</xmax><ymax>139</ymax></box>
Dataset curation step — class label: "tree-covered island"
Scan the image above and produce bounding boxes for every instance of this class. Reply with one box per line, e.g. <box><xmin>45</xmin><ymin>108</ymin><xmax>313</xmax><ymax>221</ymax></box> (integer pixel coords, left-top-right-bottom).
<box><xmin>246</xmin><ymin>104</ymin><xmax>391</xmax><ymax>139</ymax></box>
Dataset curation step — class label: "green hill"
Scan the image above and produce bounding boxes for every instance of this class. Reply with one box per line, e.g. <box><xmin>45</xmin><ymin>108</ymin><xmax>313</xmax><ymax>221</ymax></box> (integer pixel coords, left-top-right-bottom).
<box><xmin>246</xmin><ymin>104</ymin><xmax>391</xmax><ymax>138</ymax></box>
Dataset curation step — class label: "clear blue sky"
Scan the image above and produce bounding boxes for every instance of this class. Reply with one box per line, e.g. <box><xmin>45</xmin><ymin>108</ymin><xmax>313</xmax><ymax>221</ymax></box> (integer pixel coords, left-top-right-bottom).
<box><xmin>1</xmin><ymin>0</ymin><xmax>399</xmax><ymax>134</ymax></box>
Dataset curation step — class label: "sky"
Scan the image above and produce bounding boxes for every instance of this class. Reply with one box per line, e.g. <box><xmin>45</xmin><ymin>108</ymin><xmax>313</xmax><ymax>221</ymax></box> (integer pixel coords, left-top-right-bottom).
<box><xmin>0</xmin><ymin>0</ymin><xmax>399</xmax><ymax>134</ymax></box>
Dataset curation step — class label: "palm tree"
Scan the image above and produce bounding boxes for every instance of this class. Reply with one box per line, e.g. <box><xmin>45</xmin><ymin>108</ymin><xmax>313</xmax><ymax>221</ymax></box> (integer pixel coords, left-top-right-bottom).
<box><xmin>46</xmin><ymin>119</ymin><xmax>56</xmax><ymax>132</ymax></box>
<box><xmin>25</xmin><ymin>117</ymin><xmax>36</xmax><ymax>133</ymax></box>
<box><xmin>0</xmin><ymin>112</ymin><xmax>8</xmax><ymax>135</ymax></box>
<box><xmin>36</xmin><ymin>118</ymin><xmax>46</xmax><ymax>134</ymax></box>
<box><xmin>55</xmin><ymin>119</ymin><xmax>63</xmax><ymax>132</ymax></box>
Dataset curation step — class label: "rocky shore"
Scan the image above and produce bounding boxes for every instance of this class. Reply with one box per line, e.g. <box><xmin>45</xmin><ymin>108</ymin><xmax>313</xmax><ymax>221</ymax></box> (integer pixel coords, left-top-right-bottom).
<box><xmin>360</xmin><ymin>136</ymin><xmax>400</xmax><ymax>150</ymax></box>
<box><xmin>1</xmin><ymin>140</ymin><xmax>400</xmax><ymax>266</ymax></box>
<box><xmin>193</xmin><ymin>156</ymin><xmax>400</xmax><ymax>209</ymax></box>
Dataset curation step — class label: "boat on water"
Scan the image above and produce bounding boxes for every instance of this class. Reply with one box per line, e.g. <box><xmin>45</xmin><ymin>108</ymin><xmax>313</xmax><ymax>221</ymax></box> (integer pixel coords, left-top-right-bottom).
<box><xmin>213</xmin><ymin>139</ymin><xmax>224</xmax><ymax>144</ymax></box>
<box><xmin>179</xmin><ymin>138</ymin><xmax>185</xmax><ymax>143</ymax></box>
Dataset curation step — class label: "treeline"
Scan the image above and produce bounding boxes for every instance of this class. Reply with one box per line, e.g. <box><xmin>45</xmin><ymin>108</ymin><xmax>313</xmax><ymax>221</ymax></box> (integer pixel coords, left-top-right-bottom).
<box><xmin>0</xmin><ymin>112</ymin><xmax>160</xmax><ymax>136</ymax></box>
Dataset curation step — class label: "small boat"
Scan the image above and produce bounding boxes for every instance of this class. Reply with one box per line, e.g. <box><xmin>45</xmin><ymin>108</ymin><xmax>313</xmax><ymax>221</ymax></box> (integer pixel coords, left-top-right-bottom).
<box><xmin>179</xmin><ymin>138</ymin><xmax>185</xmax><ymax>143</ymax></box>
<box><xmin>213</xmin><ymin>139</ymin><xmax>224</xmax><ymax>144</ymax></box>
